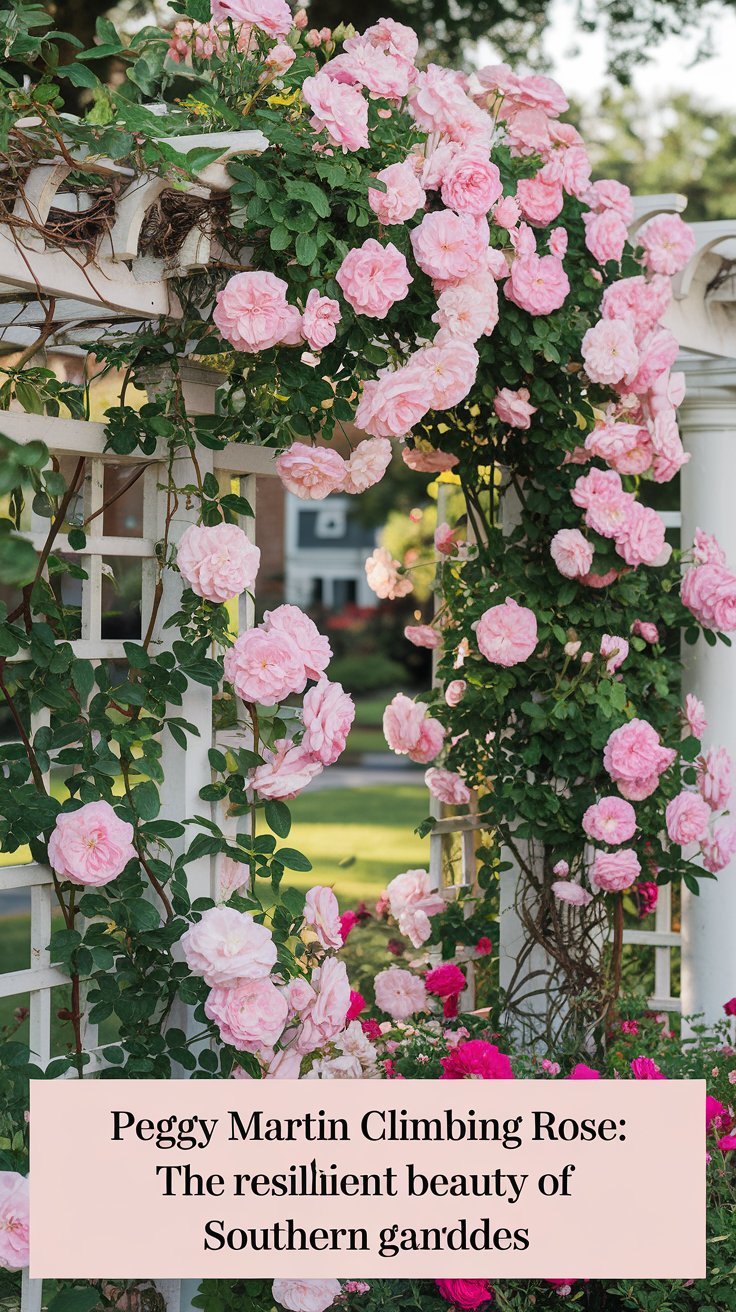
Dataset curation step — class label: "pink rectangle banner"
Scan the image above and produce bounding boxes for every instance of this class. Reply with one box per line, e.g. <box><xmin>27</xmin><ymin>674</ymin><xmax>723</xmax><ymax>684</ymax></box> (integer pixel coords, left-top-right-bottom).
<box><xmin>30</xmin><ymin>1078</ymin><xmax>705</xmax><ymax>1279</ymax></box>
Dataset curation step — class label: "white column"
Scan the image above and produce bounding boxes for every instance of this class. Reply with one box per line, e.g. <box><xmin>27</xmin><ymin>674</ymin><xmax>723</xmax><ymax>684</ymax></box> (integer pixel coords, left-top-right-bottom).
<box><xmin>679</xmin><ymin>352</ymin><xmax>736</xmax><ymax>1023</ymax></box>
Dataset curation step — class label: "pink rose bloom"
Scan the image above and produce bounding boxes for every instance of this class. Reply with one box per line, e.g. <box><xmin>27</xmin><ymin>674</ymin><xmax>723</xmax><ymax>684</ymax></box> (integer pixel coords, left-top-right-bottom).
<box><xmin>355</xmin><ymin>368</ymin><xmax>430</xmax><ymax>438</ymax></box>
<box><xmin>374</xmin><ymin>966</ymin><xmax>426</xmax><ymax>1019</ymax></box>
<box><xmin>604</xmin><ymin>718</ymin><xmax>675</xmax><ymax>799</ymax></box>
<box><xmin>583</xmin><ymin>209</ymin><xmax>628</xmax><ymax>265</ymax></box>
<box><xmin>491</xmin><ymin>195</ymin><xmax>520</xmax><ymax>231</ymax></box>
<box><xmin>205</xmin><ymin>976</ymin><xmax>288</xmax><ymax>1051</ymax></box>
<box><xmin>402</xmin><ymin>445</ymin><xmax>458</xmax><ymax>472</ymax></box>
<box><xmin>272</xmin><ymin>1280</ymin><xmax>341</xmax><ymax>1312</ymax></box>
<box><xmin>386</xmin><ymin>868</ymin><xmax>444</xmax><ymax>947</ymax></box>
<box><xmin>685</xmin><ymin>693</ymin><xmax>707</xmax><ymax>738</ymax></box>
<box><xmin>435</xmin><ymin>522</ymin><xmax>457</xmax><ymax>555</ymax></box>
<box><xmin>601</xmin><ymin>274</ymin><xmax>672</xmax><ymax>342</ymax></box>
<box><xmin>553</xmin><ymin>880</ymin><xmax>593</xmax><ymax>907</ymax></box>
<box><xmin>302</xmin><ymin>679</ymin><xmax>355</xmax><ymax>765</ymax></box>
<box><xmin>211</xmin><ymin>0</ymin><xmax>291</xmax><ymax>35</ymax></box>
<box><xmin>263</xmin><ymin>604</ymin><xmax>332</xmax><ymax>680</ymax></box>
<box><xmin>475</xmin><ymin>597</ymin><xmax>538</xmax><ymax>667</ymax></box>
<box><xmin>383</xmin><ymin>693</ymin><xmax>445</xmax><ymax>764</ymax></box>
<box><xmin>425</xmin><ymin>767</ymin><xmax>472</xmax><ymax>806</ymax></box>
<box><xmin>702</xmin><ymin>819</ymin><xmax>736</xmax><ymax>873</ymax></box>
<box><xmin>650</xmin><ymin>416</ymin><xmax>688</xmax><ymax>484</ymax></box>
<box><xmin>0</xmin><ymin>1173</ymin><xmax>29</xmax><ymax>1271</ymax></box>
<box><xmin>426</xmin><ymin>962</ymin><xmax>466</xmax><ymax>1011</ymax></box>
<box><xmin>632</xmin><ymin>620</ymin><xmax>659</xmax><ymax>644</ymax></box>
<box><xmin>251</xmin><ymin>739</ymin><xmax>322</xmax><ymax>799</ymax></box>
<box><xmin>224</xmin><ymin>628</ymin><xmax>306</xmax><ymax>703</ymax></box>
<box><xmin>440</xmin><ymin>1039</ymin><xmax>514</xmax><ymax>1080</ymax></box>
<box><xmin>590</xmin><ymin>848</ymin><xmax>641</xmax><ymax>893</ymax></box>
<box><xmin>493</xmin><ymin>386</ymin><xmax>536</xmax><ymax>429</ymax></box>
<box><xmin>327</xmin><ymin>45</ymin><xmax>410</xmax><ymax>101</ymax></box>
<box><xmin>504</xmin><ymin>106</ymin><xmax>552</xmax><ymax>157</ymax></box>
<box><xmin>441</xmin><ymin>152</ymin><xmax>503</xmax><ymax>216</ymax></box>
<box><xmin>411</xmin><ymin>339</ymin><xmax>479</xmax><ymax>410</ymax></box>
<box><xmin>560</xmin><ymin>144</ymin><xmax>592</xmax><ymax>197</ymax></box>
<box><xmin>336</xmin><ymin>239</ymin><xmax>412</xmax><ymax>318</ymax></box>
<box><xmin>264</xmin><ymin>41</ymin><xmax>295</xmax><ymax>72</ymax></box>
<box><xmin>586</xmin><ymin>421</ymin><xmax>652</xmax><ymax>476</ymax></box>
<box><xmin>301</xmin><ymin>290</ymin><xmax>341</xmax><ymax>351</ymax></box>
<box><xmin>697</xmin><ymin>746</ymin><xmax>733</xmax><ymax>810</ymax></box>
<box><xmin>216</xmin><ymin>856</ymin><xmax>249</xmax><ymax>904</ymax></box>
<box><xmin>302</xmin><ymin>73</ymin><xmax>369</xmax><ymax>151</ymax></box>
<box><xmin>181</xmin><ymin>907</ymin><xmax>276</xmax><ymax>987</ymax></box>
<box><xmin>342</xmin><ymin>437</ymin><xmax>392</xmax><ymax>495</ymax></box>
<box><xmin>581</xmin><ymin>319</ymin><xmax>639</xmax><ymax>385</ymax></box>
<box><xmin>637</xmin><ymin>213</ymin><xmax>695</xmax><ymax>275</ymax></box>
<box><xmin>365</xmin><ymin>547</ymin><xmax>413</xmax><ymax>600</ymax></box>
<box><xmin>445</xmin><ymin>678</ymin><xmax>466</xmax><ymax>706</ymax></box>
<box><xmin>505</xmin><ymin>253</ymin><xmax>569</xmax><ymax>315</ymax></box>
<box><xmin>436</xmin><ymin>1279</ymin><xmax>493</xmax><ymax>1309</ymax></box>
<box><xmin>600</xmin><ymin>633</ymin><xmax>629</xmax><ymax>673</ymax></box>
<box><xmin>404</xmin><ymin>624</ymin><xmax>441</xmax><ymax>649</ymax></box>
<box><xmin>48</xmin><ymin>800</ymin><xmax>135</xmax><ymax>887</ymax></box>
<box><xmin>583</xmin><ymin>796</ymin><xmax>637</xmax><ymax>845</ymax></box>
<box><xmin>553</xmin><ymin>859</ymin><xmax>569</xmax><ymax>877</ymax></box>
<box><xmin>614</xmin><ymin>502</ymin><xmax>667</xmax><ymax>568</ymax></box>
<box><xmin>410</xmin><ymin>65</ymin><xmax>491</xmax><ymax>147</ymax></box>
<box><xmin>368</xmin><ymin>160</ymin><xmax>425</xmax><ymax>225</ymax></box>
<box><xmin>510</xmin><ymin>72</ymin><xmax>568</xmax><ymax>116</ymax></box>
<box><xmin>177</xmin><ymin>522</ymin><xmax>260</xmax><ymax>604</ymax></box>
<box><xmin>361</xmin><ymin>16</ymin><xmax>419</xmax><ymax>62</ymax></box>
<box><xmin>706</xmin><ymin>1096</ymin><xmax>733</xmax><ymax>1134</ymax></box>
<box><xmin>516</xmin><ymin>172</ymin><xmax>564</xmax><ymax>227</ymax></box>
<box><xmin>628</xmin><ymin>327</ymin><xmax>680</xmax><ymax>394</ymax></box>
<box><xmin>568</xmin><ymin>1063</ymin><xmax>600</xmax><ymax>1079</ymax></box>
<box><xmin>214</xmin><ymin>271</ymin><xmax>300</xmax><ymax>352</ymax></box>
<box><xmin>549</xmin><ymin>225</ymin><xmax>568</xmax><ymax>258</ymax></box>
<box><xmin>275</xmin><ymin>443</ymin><xmax>346</xmax><ymax>500</ymax></box>
<box><xmin>304</xmin><ymin>885</ymin><xmax>343</xmax><ymax>950</ymax></box>
<box><xmin>433</xmin><ymin>278</ymin><xmax>499</xmax><ymax>341</ymax></box>
<box><xmin>693</xmin><ymin>528</ymin><xmax>726</xmax><ymax>566</ymax></box>
<box><xmin>346</xmin><ymin>987</ymin><xmax>365</xmax><ymax>1018</ymax></box>
<box><xmin>550</xmin><ymin>528</ymin><xmax>594</xmax><ymax>579</ymax></box>
<box><xmin>630</xmin><ymin>1056</ymin><xmax>666</xmax><ymax>1080</ymax></box>
<box><xmin>297</xmin><ymin>957</ymin><xmax>351</xmax><ymax>1051</ymax></box>
<box><xmin>410</xmin><ymin>210</ymin><xmax>489</xmax><ymax>285</ymax></box>
<box><xmin>666</xmin><ymin>791</ymin><xmax>711</xmax><ymax>845</ymax></box>
<box><xmin>681</xmin><ymin>561</ymin><xmax>736</xmax><ymax>632</ymax></box>
<box><xmin>589</xmin><ymin>178</ymin><xmax>634</xmax><ymax>223</ymax></box>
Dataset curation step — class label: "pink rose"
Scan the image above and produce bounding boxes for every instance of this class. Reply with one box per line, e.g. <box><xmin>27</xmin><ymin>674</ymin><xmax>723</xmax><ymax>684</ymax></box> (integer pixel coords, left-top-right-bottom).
<box><xmin>211</xmin><ymin>0</ymin><xmax>292</xmax><ymax>35</ymax></box>
<box><xmin>0</xmin><ymin>1173</ymin><xmax>29</xmax><ymax>1271</ymax></box>
<box><xmin>493</xmin><ymin>194</ymin><xmax>521</xmax><ymax>229</ymax></box>
<box><xmin>550</xmin><ymin>528</ymin><xmax>593</xmax><ymax>579</ymax></box>
<box><xmin>275</xmin><ymin>443</ymin><xmax>346</xmax><ymax>500</ymax></box>
<box><xmin>581</xmin><ymin>319</ymin><xmax>639</xmax><ymax>385</ymax></box>
<box><xmin>440</xmin><ymin>1039</ymin><xmax>514</xmax><ymax>1080</ymax></box>
<box><xmin>493</xmin><ymin>386</ymin><xmax>536</xmax><ymax>429</ymax></box>
<box><xmin>553</xmin><ymin>859</ymin><xmax>570</xmax><ymax>877</ymax></box>
<box><xmin>568</xmin><ymin>1063</ymin><xmax>600</xmax><ymax>1079</ymax></box>
<box><xmin>181</xmin><ymin>907</ymin><xmax>276</xmax><ymax>986</ymax></box>
<box><xmin>383</xmin><ymin>693</ymin><xmax>445</xmax><ymax>764</ymax></box>
<box><xmin>630</xmin><ymin>1056</ymin><xmax>666</xmax><ymax>1080</ymax></box>
<box><xmin>296</xmin><ymin>957</ymin><xmax>351</xmax><ymax>1051</ymax></box>
<box><xmin>585</xmin><ymin>421</ymin><xmax>652</xmax><ymax>476</ymax></box>
<box><xmin>632</xmin><ymin>620</ymin><xmax>660</xmax><ymax>644</ymax></box>
<box><xmin>205</xmin><ymin>976</ymin><xmax>288</xmax><ymax>1051</ymax></box>
<box><xmin>702</xmin><ymin>820</ymin><xmax>736</xmax><ymax>873</ymax></box>
<box><xmin>263</xmin><ymin>604</ymin><xmax>332</xmax><ymax>680</ymax></box>
<box><xmin>48</xmin><ymin>800</ymin><xmax>135</xmax><ymax>887</ymax></box>
<box><xmin>412</xmin><ymin>339</ymin><xmax>479</xmax><ymax>409</ymax></box>
<box><xmin>441</xmin><ymin>152</ymin><xmax>503</xmax><ymax>216</ymax></box>
<box><xmin>304</xmin><ymin>885</ymin><xmax>343</xmax><ymax>950</ymax></box>
<box><xmin>251</xmin><ymin>739</ymin><xmax>323</xmax><ymax>799</ymax></box>
<box><xmin>682</xmin><ymin>561</ymin><xmax>736</xmax><ymax>632</ymax></box>
<box><xmin>404</xmin><ymin>624</ymin><xmax>441</xmax><ymax>649</ymax></box>
<box><xmin>697</xmin><ymin>746</ymin><xmax>732</xmax><ymax>811</ymax></box>
<box><xmin>361</xmin><ymin>16</ymin><xmax>419</xmax><ymax>62</ymax></box>
<box><xmin>589</xmin><ymin>178</ymin><xmax>634</xmax><ymax>223</ymax></box>
<box><xmin>346</xmin><ymin>987</ymin><xmax>365</xmax><ymax>1018</ymax></box>
<box><xmin>265</xmin><ymin>41</ymin><xmax>295</xmax><ymax>72</ymax></box>
<box><xmin>326</xmin><ymin>44</ymin><xmax>410</xmax><ymax>101</ymax></box>
<box><xmin>214</xmin><ymin>271</ymin><xmax>301</xmax><ymax>353</ymax></box>
<box><xmin>302</xmin><ymin>290</ymin><xmax>341</xmax><ymax>351</ymax></box>
<box><xmin>425</xmin><ymin>767</ymin><xmax>472</xmax><ymax>806</ymax></box>
<box><xmin>603</xmin><ymin>718</ymin><xmax>676</xmax><ymax>799</ymax></box>
<box><xmin>355</xmin><ymin>368</ymin><xmax>430</xmax><ymax>437</ymax></box>
<box><xmin>553</xmin><ymin>880</ymin><xmax>593</xmax><ymax>906</ymax></box>
<box><xmin>435</xmin><ymin>522</ymin><xmax>457</xmax><ymax>555</ymax></box>
<box><xmin>583</xmin><ymin>209</ymin><xmax>628</xmax><ymax>265</ymax></box>
<box><xmin>302</xmin><ymin>678</ymin><xmax>355</xmax><ymax>765</ymax></box>
<box><xmin>445</xmin><ymin>678</ymin><xmax>466</xmax><ymax>706</ymax></box>
<box><xmin>590</xmin><ymin>848</ymin><xmax>641</xmax><ymax>892</ymax></box>
<box><xmin>224</xmin><ymin>628</ymin><xmax>306</xmax><ymax>703</ymax></box>
<box><xmin>369</xmin><ymin>160</ymin><xmax>425</xmax><ymax>225</ymax></box>
<box><xmin>374</xmin><ymin>966</ymin><xmax>426</xmax><ymax>1019</ymax></box>
<box><xmin>600</xmin><ymin>633</ymin><xmax>629</xmax><ymax>673</ymax></box>
<box><xmin>365</xmin><ymin>547</ymin><xmax>413</xmax><ymax>600</ymax></box>
<box><xmin>614</xmin><ymin>502</ymin><xmax>667</xmax><ymax>568</ymax></box>
<box><xmin>302</xmin><ymin>73</ymin><xmax>369</xmax><ymax>151</ymax></box>
<box><xmin>433</xmin><ymin>278</ymin><xmax>499</xmax><ymax>341</ymax></box>
<box><xmin>601</xmin><ymin>274</ymin><xmax>672</xmax><ymax>341</ymax></box>
<box><xmin>583</xmin><ymin>796</ymin><xmax>637</xmax><ymax>845</ymax></box>
<box><xmin>342</xmin><ymin>437</ymin><xmax>392</xmax><ymax>494</ymax></box>
<box><xmin>410</xmin><ymin>65</ymin><xmax>492</xmax><ymax>146</ymax></box>
<box><xmin>410</xmin><ymin>210</ymin><xmax>489</xmax><ymax>285</ymax></box>
<box><xmin>475</xmin><ymin>597</ymin><xmax>538</xmax><ymax>667</ymax></box>
<box><xmin>272</xmin><ymin>1280</ymin><xmax>341</xmax><ymax>1312</ymax></box>
<box><xmin>215</xmin><ymin>856</ymin><xmax>249</xmax><ymax>904</ymax></box>
<box><xmin>504</xmin><ymin>252</ymin><xmax>569</xmax><ymax>315</ymax></box>
<box><xmin>336</xmin><ymin>239</ymin><xmax>412</xmax><ymax>318</ymax></box>
<box><xmin>177</xmin><ymin>522</ymin><xmax>260</xmax><ymax>604</ymax></box>
<box><xmin>549</xmin><ymin>225</ymin><xmax>568</xmax><ymax>258</ymax></box>
<box><xmin>385</xmin><ymin>868</ymin><xmax>444</xmax><ymax>947</ymax></box>
<box><xmin>637</xmin><ymin>213</ymin><xmax>695</xmax><ymax>275</ymax></box>
<box><xmin>402</xmin><ymin>444</ymin><xmax>458</xmax><ymax>472</ymax></box>
<box><xmin>685</xmin><ymin>693</ymin><xmax>707</xmax><ymax>738</ymax></box>
<box><xmin>666</xmin><ymin>791</ymin><xmax>711</xmax><ymax>845</ymax></box>
<box><xmin>516</xmin><ymin>172</ymin><xmax>564</xmax><ymax>226</ymax></box>
<box><xmin>693</xmin><ymin>528</ymin><xmax>725</xmax><ymax>565</ymax></box>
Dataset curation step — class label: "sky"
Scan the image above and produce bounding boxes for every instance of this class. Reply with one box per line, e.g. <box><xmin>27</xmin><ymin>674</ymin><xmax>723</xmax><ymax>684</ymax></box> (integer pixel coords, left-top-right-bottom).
<box><xmin>479</xmin><ymin>0</ymin><xmax>736</xmax><ymax>111</ymax></box>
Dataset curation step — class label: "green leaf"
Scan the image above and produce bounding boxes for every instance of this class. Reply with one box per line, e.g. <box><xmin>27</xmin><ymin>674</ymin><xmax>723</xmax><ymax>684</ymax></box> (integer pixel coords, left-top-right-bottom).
<box><xmin>48</xmin><ymin>1288</ymin><xmax>102</xmax><ymax>1312</ymax></box>
<box><xmin>264</xmin><ymin>799</ymin><xmax>291</xmax><ymax>838</ymax></box>
<box><xmin>285</xmin><ymin>178</ymin><xmax>331</xmax><ymax>217</ymax></box>
<box><xmin>270</xmin><ymin>225</ymin><xmax>291</xmax><ymax>251</ymax></box>
<box><xmin>71</xmin><ymin>660</ymin><xmax>94</xmax><ymax>703</ymax></box>
<box><xmin>295</xmin><ymin>231</ymin><xmax>318</xmax><ymax>266</ymax></box>
<box><xmin>131</xmin><ymin>780</ymin><xmax>160</xmax><ymax>820</ymax></box>
<box><xmin>127</xmin><ymin>899</ymin><xmax>162</xmax><ymax>931</ymax></box>
<box><xmin>273</xmin><ymin>847</ymin><xmax>312</xmax><ymax>872</ymax></box>
<box><xmin>67</xmin><ymin>527</ymin><xmax>86</xmax><ymax>550</ymax></box>
<box><xmin>0</xmin><ymin>534</ymin><xmax>37</xmax><ymax>586</ymax></box>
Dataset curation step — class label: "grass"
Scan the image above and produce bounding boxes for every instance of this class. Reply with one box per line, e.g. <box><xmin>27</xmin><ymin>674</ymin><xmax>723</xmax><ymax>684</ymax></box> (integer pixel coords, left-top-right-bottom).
<box><xmin>344</xmin><ymin>695</ymin><xmax>391</xmax><ymax>758</ymax></box>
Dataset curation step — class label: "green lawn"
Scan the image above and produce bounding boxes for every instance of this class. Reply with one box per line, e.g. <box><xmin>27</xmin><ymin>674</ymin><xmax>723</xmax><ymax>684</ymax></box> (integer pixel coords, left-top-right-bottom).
<box><xmin>344</xmin><ymin>695</ymin><xmax>391</xmax><ymax>758</ymax></box>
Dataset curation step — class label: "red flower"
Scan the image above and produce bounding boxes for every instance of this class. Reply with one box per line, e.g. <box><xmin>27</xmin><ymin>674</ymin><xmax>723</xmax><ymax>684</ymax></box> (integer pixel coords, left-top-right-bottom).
<box><xmin>436</xmin><ymin>1280</ymin><xmax>493</xmax><ymax>1309</ymax></box>
<box><xmin>724</xmin><ymin>997</ymin><xmax>736</xmax><ymax>1017</ymax></box>
<box><xmin>440</xmin><ymin>1040</ymin><xmax>514</xmax><ymax>1080</ymax></box>
<box><xmin>346</xmin><ymin>990</ymin><xmax>366</xmax><ymax>1021</ymax></box>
